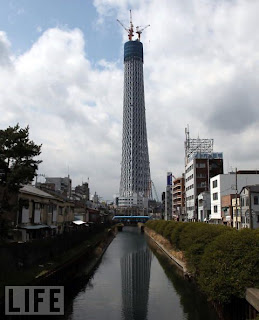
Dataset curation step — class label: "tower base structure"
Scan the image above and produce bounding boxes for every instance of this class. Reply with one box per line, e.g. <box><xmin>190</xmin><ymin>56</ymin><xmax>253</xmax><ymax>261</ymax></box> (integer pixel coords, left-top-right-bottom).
<box><xmin>118</xmin><ymin>193</ymin><xmax>148</xmax><ymax>208</ymax></box>
<box><xmin>117</xmin><ymin>193</ymin><xmax>149</xmax><ymax>216</ymax></box>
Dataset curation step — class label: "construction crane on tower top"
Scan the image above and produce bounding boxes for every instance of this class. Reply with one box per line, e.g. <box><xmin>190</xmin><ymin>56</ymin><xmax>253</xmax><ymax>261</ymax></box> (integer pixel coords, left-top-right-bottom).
<box><xmin>117</xmin><ymin>10</ymin><xmax>150</xmax><ymax>41</ymax></box>
<box><xmin>136</xmin><ymin>25</ymin><xmax>150</xmax><ymax>41</ymax></box>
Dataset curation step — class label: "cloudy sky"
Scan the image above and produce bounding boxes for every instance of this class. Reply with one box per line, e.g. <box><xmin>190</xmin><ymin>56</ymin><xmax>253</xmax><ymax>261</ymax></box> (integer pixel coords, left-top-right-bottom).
<box><xmin>0</xmin><ymin>0</ymin><xmax>259</xmax><ymax>200</ymax></box>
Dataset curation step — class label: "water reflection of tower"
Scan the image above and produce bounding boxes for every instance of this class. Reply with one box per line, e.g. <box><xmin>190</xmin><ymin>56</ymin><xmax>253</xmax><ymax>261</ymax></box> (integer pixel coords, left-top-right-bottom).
<box><xmin>121</xmin><ymin>248</ymin><xmax>152</xmax><ymax>320</ymax></box>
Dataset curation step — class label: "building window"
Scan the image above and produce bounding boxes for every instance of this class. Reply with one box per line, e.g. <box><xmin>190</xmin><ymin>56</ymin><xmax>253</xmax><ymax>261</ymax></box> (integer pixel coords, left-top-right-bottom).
<box><xmin>213</xmin><ymin>180</ymin><xmax>217</xmax><ymax>188</ymax></box>
<box><xmin>254</xmin><ymin>196</ymin><xmax>258</xmax><ymax>205</ymax></box>
<box><xmin>213</xmin><ymin>192</ymin><xmax>218</xmax><ymax>200</ymax></box>
<box><xmin>35</xmin><ymin>203</ymin><xmax>41</xmax><ymax>210</ymax></box>
<box><xmin>214</xmin><ymin>205</ymin><xmax>218</xmax><ymax>213</ymax></box>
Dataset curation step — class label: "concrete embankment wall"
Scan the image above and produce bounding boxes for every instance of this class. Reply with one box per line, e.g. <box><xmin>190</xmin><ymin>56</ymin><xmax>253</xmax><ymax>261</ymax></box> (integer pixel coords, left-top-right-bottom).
<box><xmin>144</xmin><ymin>225</ymin><xmax>259</xmax><ymax>317</ymax></box>
<box><xmin>246</xmin><ymin>288</ymin><xmax>259</xmax><ymax>313</ymax></box>
<box><xmin>144</xmin><ymin>226</ymin><xmax>189</xmax><ymax>276</ymax></box>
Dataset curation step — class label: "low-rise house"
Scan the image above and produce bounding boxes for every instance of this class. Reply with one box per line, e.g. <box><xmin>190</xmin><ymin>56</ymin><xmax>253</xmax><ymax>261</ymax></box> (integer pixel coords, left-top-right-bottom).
<box><xmin>221</xmin><ymin>194</ymin><xmax>239</xmax><ymax>227</ymax></box>
<box><xmin>210</xmin><ymin>171</ymin><xmax>259</xmax><ymax>224</ymax></box>
<box><xmin>240</xmin><ymin>185</ymin><xmax>259</xmax><ymax>229</ymax></box>
<box><xmin>16</xmin><ymin>185</ymin><xmax>74</xmax><ymax>241</ymax></box>
<box><xmin>87</xmin><ymin>208</ymin><xmax>101</xmax><ymax>224</ymax></box>
<box><xmin>232</xmin><ymin>197</ymin><xmax>241</xmax><ymax>229</ymax></box>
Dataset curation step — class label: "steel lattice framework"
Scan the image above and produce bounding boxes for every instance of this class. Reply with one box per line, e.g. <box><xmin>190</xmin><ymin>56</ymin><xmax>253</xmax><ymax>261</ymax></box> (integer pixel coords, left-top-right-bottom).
<box><xmin>119</xmin><ymin>41</ymin><xmax>151</xmax><ymax>198</ymax></box>
<box><xmin>185</xmin><ymin>127</ymin><xmax>214</xmax><ymax>164</ymax></box>
<box><xmin>185</xmin><ymin>138</ymin><xmax>214</xmax><ymax>157</ymax></box>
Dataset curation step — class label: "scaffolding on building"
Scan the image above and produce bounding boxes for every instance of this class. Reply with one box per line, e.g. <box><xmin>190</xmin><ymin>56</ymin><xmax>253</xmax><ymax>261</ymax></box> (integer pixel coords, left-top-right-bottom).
<box><xmin>185</xmin><ymin>126</ymin><xmax>214</xmax><ymax>164</ymax></box>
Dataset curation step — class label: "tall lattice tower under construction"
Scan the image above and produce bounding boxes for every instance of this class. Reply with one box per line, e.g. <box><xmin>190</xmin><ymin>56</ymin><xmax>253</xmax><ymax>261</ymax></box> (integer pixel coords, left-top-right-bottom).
<box><xmin>117</xmin><ymin>11</ymin><xmax>151</xmax><ymax>208</ymax></box>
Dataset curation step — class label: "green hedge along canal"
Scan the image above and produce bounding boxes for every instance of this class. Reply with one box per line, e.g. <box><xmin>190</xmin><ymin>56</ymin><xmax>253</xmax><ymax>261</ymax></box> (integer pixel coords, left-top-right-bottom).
<box><xmin>64</xmin><ymin>226</ymin><xmax>218</xmax><ymax>320</ymax></box>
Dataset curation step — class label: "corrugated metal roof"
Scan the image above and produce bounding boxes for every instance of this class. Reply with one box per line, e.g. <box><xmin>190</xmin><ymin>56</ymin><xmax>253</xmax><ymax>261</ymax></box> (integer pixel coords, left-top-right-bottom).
<box><xmin>19</xmin><ymin>224</ymin><xmax>49</xmax><ymax>230</ymax></box>
<box><xmin>20</xmin><ymin>185</ymin><xmax>55</xmax><ymax>199</ymax></box>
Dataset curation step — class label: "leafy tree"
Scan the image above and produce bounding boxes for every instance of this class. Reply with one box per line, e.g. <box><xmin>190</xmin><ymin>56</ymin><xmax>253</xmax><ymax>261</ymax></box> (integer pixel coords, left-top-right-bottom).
<box><xmin>0</xmin><ymin>124</ymin><xmax>42</xmax><ymax>238</ymax></box>
<box><xmin>0</xmin><ymin>123</ymin><xmax>42</xmax><ymax>190</ymax></box>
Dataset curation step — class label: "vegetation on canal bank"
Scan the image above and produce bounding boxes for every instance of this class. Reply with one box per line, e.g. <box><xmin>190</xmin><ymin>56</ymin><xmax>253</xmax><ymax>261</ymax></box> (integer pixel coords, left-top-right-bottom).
<box><xmin>146</xmin><ymin>220</ymin><xmax>259</xmax><ymax>304</ymax></box>
<box><xmin>0</xmin><ymin>227</ymin><xmax>115</xmax><ymax>300</ymax></box>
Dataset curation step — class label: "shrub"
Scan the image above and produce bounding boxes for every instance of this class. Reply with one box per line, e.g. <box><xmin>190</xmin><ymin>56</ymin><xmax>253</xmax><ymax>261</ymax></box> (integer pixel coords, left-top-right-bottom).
<box><xmin>154</xmin><ymin>220</ymin><xmax>169</xmax><ymax>235</ymax></box>
<box><xmin>198</xmin><ymin>228</ymin><xmax>259</xmax><ymax>303</ymax></box>
<box><xmin>170</xmin><ymin>222</ymin><xmax>189</xmax><ymax>250</ymax></box>
<box><xmin>178</xmin><ymin>223</ymin><xmax>234</xmax><ymax>274</ymax></box>
<box><xmin>145</xmin><ymin>220</ymin><xmax>157</xmax><ymax>230</ymax></box>
<box><xmin>162</xmin><ymin>221</ymin><xmax>177</xmax><ymax>241</ymax></box>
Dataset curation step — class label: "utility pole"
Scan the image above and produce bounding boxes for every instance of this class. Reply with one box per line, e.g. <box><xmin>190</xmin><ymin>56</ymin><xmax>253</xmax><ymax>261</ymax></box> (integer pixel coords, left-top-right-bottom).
<box><xmin>35</xmin><ymin>173</ymin><xmax>45</xmax><ymax>186</ymax></box>
<box><xmin>249</xmin><ymin>188</ymin><xmax>253</xmax><ymax>229</ymax></box>
<box><xmin>235</xmin><ymin>168</ymin><xmax>238</xmax><ymax>229</ymax></box>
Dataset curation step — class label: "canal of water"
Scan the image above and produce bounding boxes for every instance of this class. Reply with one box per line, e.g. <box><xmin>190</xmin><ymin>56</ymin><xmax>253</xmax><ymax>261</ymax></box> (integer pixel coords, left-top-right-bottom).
<box><xmin>63</xmin><ymin>226</ymin><xmax>219</xmax><ymax>320</ymax></box>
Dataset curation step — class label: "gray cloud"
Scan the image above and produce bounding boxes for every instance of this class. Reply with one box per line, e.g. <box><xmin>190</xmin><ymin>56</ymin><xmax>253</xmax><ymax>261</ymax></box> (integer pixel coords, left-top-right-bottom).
<box><xmin>206</xmin><ymin>75</ymin><xmax>259</xmax><ymax>133</ymax></box>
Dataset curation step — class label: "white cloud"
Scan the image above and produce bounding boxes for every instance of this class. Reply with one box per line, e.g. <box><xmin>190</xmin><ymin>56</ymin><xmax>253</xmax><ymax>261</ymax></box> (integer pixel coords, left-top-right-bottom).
<box><xmin>1</xmin><ymin>0</ymin><xmax>259</xmax><ymax>199</ymax></box>
<box><xmin>0</xmin><ymin>27</ymin><xmax>123</xmax><ymax>198</ymax></box>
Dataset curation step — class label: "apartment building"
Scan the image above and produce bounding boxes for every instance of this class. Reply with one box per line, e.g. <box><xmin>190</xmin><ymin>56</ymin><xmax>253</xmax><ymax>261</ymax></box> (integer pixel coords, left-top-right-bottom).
<box><xmin>45</xmin><ymin>176</ymin><xmax>72</xmax><ymax>198</ymax></box>
<box><xmin>185</xmin><ymin>153</ymin><xmax>223</xmax><ymax>221</ymax></box>
<box><xmin>184</xmin><ymin>128</ymin><xmax>223</xmax><ymax>221</ymax></box>
<box><xmin>172</xmin><ymin>175</ymin><xmax>185</xmax><ymax>221</ymax></box>
<box><xmin>165</xmin><ymin>172</ymin><xmax>173</xmax><ymax>220</ymax></box>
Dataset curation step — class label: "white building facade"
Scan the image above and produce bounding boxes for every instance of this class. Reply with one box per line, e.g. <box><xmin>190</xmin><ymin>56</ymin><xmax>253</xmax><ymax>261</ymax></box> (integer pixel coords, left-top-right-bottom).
<box><xmin>240</xmin><ymin>185</ymin><xmax>259</xmax><ymax>229</ymax></box>
<box><xmin>118</xmin><ymin>193</ymin><xmax>149</xmax><ymax>209</ymax></box>
<box><xmin>185</xmin><ymin>160</ymin><xmax>195</xmax><ymax>220</ymax></box>
<box><xmin>210</xmin><ymin>173</ymin><xmax>259</xmax><ymax>223</ymax></box>
<box><xmin>198</xmin><ymin>191</ymin><xmax>211</xmax><ymax>222</ymax></box>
